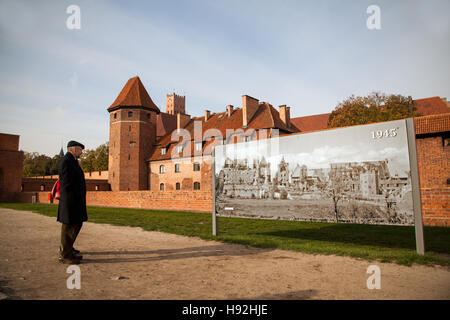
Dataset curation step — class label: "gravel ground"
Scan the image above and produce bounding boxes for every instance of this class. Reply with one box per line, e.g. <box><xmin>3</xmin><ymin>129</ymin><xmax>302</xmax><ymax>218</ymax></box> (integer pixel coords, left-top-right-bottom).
<box><xmin>0</xmin><ymin>208</ymin><xmax>449</xmax><ymax>300</ymax></box>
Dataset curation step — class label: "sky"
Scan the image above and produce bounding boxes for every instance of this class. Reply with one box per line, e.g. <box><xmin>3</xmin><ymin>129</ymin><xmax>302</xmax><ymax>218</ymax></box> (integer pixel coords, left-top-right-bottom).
<box><xmin>0</xmin><ymin>0</ymin><xmax>449</xmax><ymax>156</ymax></box>
<box><xmin>215</xmin><ymin>119</ymin><xmax>410</xmax><ymax>177</ymax></box>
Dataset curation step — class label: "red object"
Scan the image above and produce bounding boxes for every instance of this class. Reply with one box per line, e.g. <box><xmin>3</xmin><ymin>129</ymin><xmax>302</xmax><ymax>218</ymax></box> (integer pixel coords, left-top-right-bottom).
<box><xmin>51</xmin><ymin>179</ymin><xmax>60</xmax><ymax>200</ymax></box>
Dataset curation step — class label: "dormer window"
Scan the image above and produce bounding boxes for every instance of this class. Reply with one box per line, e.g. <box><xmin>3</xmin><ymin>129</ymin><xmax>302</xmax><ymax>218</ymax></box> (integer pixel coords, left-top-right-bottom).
<box><xmin>160</xmin><ymin>148</ymin><xmax>167</xmax><ymax>155</ymax></box>
<box><xmin>195</xmin><ymin>142</ymin><xmax>202</xmax><ymax>152</ymax></box>
<box><xmin>177</xmin><ymin>144</ymin><xmax>184</xmax><ymax>153</ymax></box>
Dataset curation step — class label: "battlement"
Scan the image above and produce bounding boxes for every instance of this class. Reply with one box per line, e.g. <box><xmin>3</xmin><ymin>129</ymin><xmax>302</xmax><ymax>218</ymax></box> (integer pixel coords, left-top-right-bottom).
<box><xmin>166</xmin><ymin>92</ymin><xmax>186</xmax><ymax>115</ymax></box>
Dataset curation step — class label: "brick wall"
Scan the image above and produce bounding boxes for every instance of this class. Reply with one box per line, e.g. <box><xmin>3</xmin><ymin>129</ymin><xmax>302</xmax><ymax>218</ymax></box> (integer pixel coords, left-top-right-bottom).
<box><xmin>420</xmin><ymin>186</ymin><xmax>450</xmax><ymax>227</ymax></box>
<box><xmin>0</xmin><ymin>134</ymin><xmax>24</xmax><ymax>202</ymax></box>
<box><xmin>415</xmin><ymin>128</ymin><xmax>450</xmax><ymax>226</ymax></box>
<box><xmin>21</xmin><ymin>178</ymin><xmax>111</xmax><ymax>192</ymax></box>
<box><xmin>16</xmin><ymin>190</ymin><xmax>212</xmax><ymax>213</ymax></box>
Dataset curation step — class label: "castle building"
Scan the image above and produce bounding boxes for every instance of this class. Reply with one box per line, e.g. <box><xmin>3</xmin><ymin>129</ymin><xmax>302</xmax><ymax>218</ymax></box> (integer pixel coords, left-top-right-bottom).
<box><xmin>107</xmin><ymin>76</ymin><xmax>297</xmax><ymax>192</ymax></box>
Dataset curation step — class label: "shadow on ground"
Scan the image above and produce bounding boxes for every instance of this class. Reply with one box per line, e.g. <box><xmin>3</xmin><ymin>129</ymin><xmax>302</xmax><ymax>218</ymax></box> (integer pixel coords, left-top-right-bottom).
<box><xmin>257</xmin><ymin>224</ymin><xmax>450</xmax><ymax>252</ymax></box>
<box><xmin>80</xmin><ymin>244</ymin><xmax>273</xmax><ymax>264</ymax></box>
<box><xmin>249</xmin><ymin>289</ymin><xmax>319</xmax><ymax>300</ymax></box>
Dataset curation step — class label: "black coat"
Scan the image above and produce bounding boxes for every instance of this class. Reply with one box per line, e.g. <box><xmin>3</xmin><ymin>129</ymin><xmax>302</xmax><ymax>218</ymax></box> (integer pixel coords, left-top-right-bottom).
<box><xmin>57</xmin><ymin>152</ymin><xmax>87</xmax><ymax>224</ymax></box>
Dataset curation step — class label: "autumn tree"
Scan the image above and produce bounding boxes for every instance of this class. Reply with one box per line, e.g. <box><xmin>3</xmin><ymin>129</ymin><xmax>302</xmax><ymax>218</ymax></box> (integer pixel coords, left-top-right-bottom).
<box><xmin>327</xmin><ymin>92</ymin><xmax>421</xmax><ymax>128</ymax></box>
<box><xmin>80</xmin><ymin>142</ymin><xmax>109</xmax><ymax>173</ymax></box>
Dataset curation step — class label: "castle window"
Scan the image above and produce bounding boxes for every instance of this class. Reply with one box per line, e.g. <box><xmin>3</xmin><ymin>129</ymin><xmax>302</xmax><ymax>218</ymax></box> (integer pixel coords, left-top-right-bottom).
<box><xmin>128</xmin><ymin>154</ymin><xmax>131</xmax><ymax>160</ymax></box>
<box><xmin>159</xmin><ymin>165</ymin><xmax>165</xmax><ymax>174</ymax></box>
<box><xmin>175</xmin><ymin>163</ymin><xmax>181</xmax><ymax>173</ymax></box>
<box><xmin>176</xmin><ymin>182</ymin><xmax>180</xmax><ymax>190</ymax></box>
<box><xmin>95</xmin><ymin>185</ymin><xmax>99</xmax><ymax>191</ymax></box>
<box><xmin>147</xmin><ymin>113</ymin><xmax>151</xmax><ymax>120</ymax></box>
<box><xmin>194</xmin><ymin>182</ymin><xmax>200</xmax><ymax>190</ymax></box>
<box><xmin>160</xmin><ymin>148</ymin><xmax>167</xmax><ymax>155</ymax></box>
<box><xmin>128</xmin><ymin>111</ymin><xmax>133</xmax><ymax>118</ymax></box>
<box><xmin>114</xmin><ymin>113</ymin><xmax>117</xmax><ymax>119</ymax></box>
<box><xmin>160</xmin><ymin>183</ymin><xmax>164</xmax><ymax>191</ymax></box>
<box><xmin>193</xmin><ymin>162</ymin><xmax>200</xmax><ymax>171</ymax></box>
<box><xmin>130</xmin><ymin>141</ymin><xmax>136</xmax><ymax>147</ymax></box>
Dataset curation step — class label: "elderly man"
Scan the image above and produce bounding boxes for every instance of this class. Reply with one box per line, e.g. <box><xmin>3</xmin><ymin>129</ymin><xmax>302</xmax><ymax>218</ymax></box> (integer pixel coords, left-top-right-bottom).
<box><xmin>57</xmin><ymin>140</ymin><xmax>87</xmax><ymax>264</ymax></box>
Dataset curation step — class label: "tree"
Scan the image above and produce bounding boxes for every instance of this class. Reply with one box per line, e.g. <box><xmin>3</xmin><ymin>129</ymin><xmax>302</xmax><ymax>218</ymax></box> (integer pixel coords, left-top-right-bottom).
<box><xmin>318</xmin><ymin>171</ymin><xmax>347</xmax><ymax>222</ymax></box>
<box><xmin>79</xmin><ymin>142</ymin><xmax>109</xmax><ymax>172</ymax></box>
<box><xmin>327</xmin><ymin>92</ymin><xmax>421</xmax><ymax>128</ymax></box>
<box><xmin>22</xmin><ymin>152</ymin><xmax>54</xmax><ymax>177</ymax></box>
<box><xmin>22</xmin><ymin>142</ymin><xmax>109</xmax><ymax>177</ymax></box>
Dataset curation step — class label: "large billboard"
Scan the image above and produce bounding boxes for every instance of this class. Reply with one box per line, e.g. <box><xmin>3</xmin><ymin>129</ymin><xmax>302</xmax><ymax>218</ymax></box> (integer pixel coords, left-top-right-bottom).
<box><xmin>214</xmin><ymin>119</ymin><xmax>417</xmax><ymax>226</ymax></box>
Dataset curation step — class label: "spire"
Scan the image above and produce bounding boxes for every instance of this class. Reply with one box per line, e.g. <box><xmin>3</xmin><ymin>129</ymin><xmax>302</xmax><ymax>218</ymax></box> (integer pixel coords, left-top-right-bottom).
<box><xmin>59</xmin><ymin>147</ymin><xmax>64</xmax><ymax>157</ymax></box>
<box><xmin>108</xmin><ymin>76</ymin><xmax>160</xmax><ymax>113</ymax></box>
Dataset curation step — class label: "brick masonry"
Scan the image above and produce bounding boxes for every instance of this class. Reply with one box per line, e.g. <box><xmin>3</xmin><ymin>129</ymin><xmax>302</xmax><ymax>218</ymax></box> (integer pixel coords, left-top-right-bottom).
<box><xmin>17</xmin><ymin>190</ymin><xmax>212</xmax><ymax>213</ymax></box>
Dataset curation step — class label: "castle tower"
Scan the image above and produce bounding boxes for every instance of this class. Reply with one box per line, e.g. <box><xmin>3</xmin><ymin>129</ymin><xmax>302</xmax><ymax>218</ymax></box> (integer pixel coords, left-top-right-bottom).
<box><xmin>107</xmin><ymin>76</ymin><xmax>160</xmax><ymax>191</ymax></box>
<box><xmin>166</xmin><ymin>93</ymin><xmax>185</xmax><ymax>115</ymax></box>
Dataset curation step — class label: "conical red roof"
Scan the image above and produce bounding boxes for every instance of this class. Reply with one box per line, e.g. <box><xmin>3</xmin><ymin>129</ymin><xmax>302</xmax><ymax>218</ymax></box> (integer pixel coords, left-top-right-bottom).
<box><xmin>108</xmin><ymin>76</ymin><xmax>160</xmax><ymax>113</ymax></box>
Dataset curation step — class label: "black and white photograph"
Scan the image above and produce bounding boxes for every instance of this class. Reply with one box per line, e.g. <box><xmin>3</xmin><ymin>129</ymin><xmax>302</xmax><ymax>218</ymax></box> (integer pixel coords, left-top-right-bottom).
<box><xmin>215</xmin><ymin>119</ymin><xmax>415</xmax><ymax>225</ymax></box>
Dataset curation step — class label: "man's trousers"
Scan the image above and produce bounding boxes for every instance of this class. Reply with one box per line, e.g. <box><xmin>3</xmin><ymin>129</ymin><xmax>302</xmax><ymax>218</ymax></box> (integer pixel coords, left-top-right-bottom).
<box><xmin>60</xmin><ymin>223</ymin><xmax>82</xmax><ymax>258</ymax></box>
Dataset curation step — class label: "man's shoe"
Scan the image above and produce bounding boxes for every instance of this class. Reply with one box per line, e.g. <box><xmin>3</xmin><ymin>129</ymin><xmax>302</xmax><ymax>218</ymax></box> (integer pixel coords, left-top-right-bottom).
<box><xmin>72</xmin><ymin>248</ymin><xmax>81</xmax><ymax>254</ymax></box>
<box><xmin>59</xmin><ymin>255</ymin><xmax>81</xmax><ymax>264</ymax></box>
<box><xmin>72</xmin><ymin>254</ymin><xmax>83</xmax><ymax>260</ymax></box>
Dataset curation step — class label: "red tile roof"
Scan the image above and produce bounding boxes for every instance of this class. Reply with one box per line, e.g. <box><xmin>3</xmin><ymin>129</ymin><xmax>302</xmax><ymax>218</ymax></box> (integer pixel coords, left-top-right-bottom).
<box><xmin>290</xmin><ymin>113</ymin><xmax>330</xmax><ymax>132</ymax></box>
<box><xmin>156</xmin><ymin>112</ymin><xmax>177</xmax><ymax>138</ymax></box>
<box><xmin>149</xmin><ymin>103</ymin><xmax>299</xmax><ymax>161</ymax></box>
<box><xmin>414</xmin><ymin>113</ymin><xmax>450</xmax><ymax>135</ymax></box>
<box><xmin>414</xmin><ymin>97</ymin><xmax>450</xmax><ymax>116</ymax></box>
<box><xmin>108</xmin><ymin>76</ymin><xmax>160</xmax><ymax>113</ymax></box>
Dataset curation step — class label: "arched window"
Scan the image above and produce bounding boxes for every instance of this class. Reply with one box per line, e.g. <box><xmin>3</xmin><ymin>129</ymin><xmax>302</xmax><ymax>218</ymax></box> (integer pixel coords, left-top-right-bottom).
<box><xmin>194</xmin><ymin>182</ymin><xmax>200</xmax><ymax>190</ymax></box>
<box><xmin>160</xmin><ymin>183</ymin><xmax>164</xmax><ymax>191</ymax></box>
<box><xmin>176</xmin><ymin>182</ymin><xmax>180</xmax><ymax>190</ymax></box>
<box><xmin>159</xmin><ymin>165</ymin><xmax>165</xmax><ymax>174</ymax></box>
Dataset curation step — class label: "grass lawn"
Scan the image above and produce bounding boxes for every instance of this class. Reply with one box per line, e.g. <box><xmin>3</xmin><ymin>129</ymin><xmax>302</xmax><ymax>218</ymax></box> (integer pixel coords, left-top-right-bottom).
<box><xmin>1</xmin><ymin>202</ymin><xmax>449</xmax><ymax>266</ymax></box>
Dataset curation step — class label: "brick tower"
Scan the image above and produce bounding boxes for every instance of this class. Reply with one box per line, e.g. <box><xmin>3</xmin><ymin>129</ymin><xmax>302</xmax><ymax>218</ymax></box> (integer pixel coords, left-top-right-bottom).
<box><xmin>107</xmin><ymin>76</ymin><xmax>160</xmax><ymax>191</ymax></box>
<box><xmin>166</xmin><ymin>93</ymin><xmax>186</xmax><ymax>115</ymax></box>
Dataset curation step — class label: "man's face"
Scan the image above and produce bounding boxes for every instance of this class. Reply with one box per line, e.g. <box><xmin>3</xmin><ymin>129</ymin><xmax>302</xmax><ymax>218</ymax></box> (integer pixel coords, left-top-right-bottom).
<box><xmin>74</xmin><ymin>146</ymin><xmax>83</xmax><ymax>159</ymax></box>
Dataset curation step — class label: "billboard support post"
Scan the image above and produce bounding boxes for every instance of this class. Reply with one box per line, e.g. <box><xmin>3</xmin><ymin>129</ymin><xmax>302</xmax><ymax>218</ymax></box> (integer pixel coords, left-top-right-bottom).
<box><xmin>212</xmin><ymin>147</ymin><xmax>218</xmax><ymax>236</ymax></box>
<box><xmin>406</xmin><ymin>118</ymin><xmax>425</xmax><ymax>255</ymax></box>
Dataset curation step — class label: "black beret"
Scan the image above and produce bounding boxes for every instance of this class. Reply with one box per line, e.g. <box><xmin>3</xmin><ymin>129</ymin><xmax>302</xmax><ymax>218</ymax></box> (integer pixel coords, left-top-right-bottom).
<box><xmin>67</xmin><ymin>140</ymin><xmax>85</xmax><ymax>149</ymax></box>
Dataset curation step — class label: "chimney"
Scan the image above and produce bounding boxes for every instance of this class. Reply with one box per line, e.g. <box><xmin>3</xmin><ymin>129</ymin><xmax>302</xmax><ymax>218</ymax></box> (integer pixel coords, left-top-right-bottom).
<box><xmin>279</xmin><ymin>105</ymin><xmax>290</xmax><ymax>128</ymax></box>
<box><xmin>177</xmin><ymin>112</ymin><xmax>190</xmax><ymax>131</ymax></box>
<box><xmin>242</xmin><ymin>95</ymin><xmax>259</xmax><ymax>127</ymax></box>
<box><xmin>205</xmin><ymin>110</ymin><xmax>211</xmax><ymax>121</ymax></box>
<box><xmin>227</xmin><ymin>105</ymin><xmax>234</xmax><ymax>117</ymax></box>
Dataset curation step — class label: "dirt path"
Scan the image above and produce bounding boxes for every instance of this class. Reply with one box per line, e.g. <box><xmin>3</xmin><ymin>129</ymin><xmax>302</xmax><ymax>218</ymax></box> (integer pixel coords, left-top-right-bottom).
<box><xmin>0</xmin><ymin>208</ymin><xmax>448</xmax><ymax>300</ymax></box>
